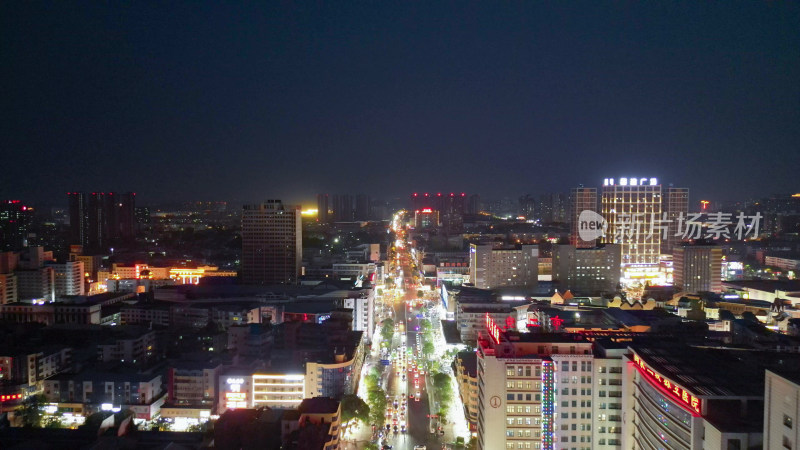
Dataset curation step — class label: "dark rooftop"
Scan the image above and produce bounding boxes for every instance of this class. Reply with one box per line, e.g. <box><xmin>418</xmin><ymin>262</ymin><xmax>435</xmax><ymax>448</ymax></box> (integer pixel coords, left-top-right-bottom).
<box><xmin>631</xmin><ymin>344</ymin><xmax>800</xmax><ymax>398</ymax></box>
<box><xmin>299</xmin><ymin>396</ymin><xmax>340</xmax><ymax>415</ymax></box>
<box><xmin>722</xmin><ymin>279</ymin><xmax>800</xmax><ymax>293</ymax></box>
<box><xmin>456</xmin><ymin>351</ymin><xmax>477</xmax><ymax>378</ymax></box>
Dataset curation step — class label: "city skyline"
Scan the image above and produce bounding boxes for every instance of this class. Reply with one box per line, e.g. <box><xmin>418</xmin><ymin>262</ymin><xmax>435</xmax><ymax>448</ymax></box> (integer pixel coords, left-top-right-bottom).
<box><xmin>2</xmin><ymin>2</ymin><xmax>798</xmax><ymax>204</ymax></box>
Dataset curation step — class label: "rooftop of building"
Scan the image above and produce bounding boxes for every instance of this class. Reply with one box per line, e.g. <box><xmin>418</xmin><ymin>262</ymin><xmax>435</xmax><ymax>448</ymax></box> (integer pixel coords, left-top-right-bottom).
<box><xmin>630</xmin><ymin>344</ymin><xmax>800</xmax><ymax>398</ymax></box>
<box><xmin>502</xmin><ymin>330</ymin><xmax>592</xmax><ymax>344</ymax></box>
<box><xmin>299</xmin><ymin>397</ymin><xmax>340</xmax><ymax>415</ymax></box>
<box><xmin>722</xmin><ymin>279</ymin><xmax>800</xmax><ymax>293</ymax></box>
<box><xmin>456</xmin><ymin>351</ymin><xmax>477</xmax><ymax>378</ymax></box>
<box><xmin>767</xmin><ymin>367</ymin><xmax>800</xmax><ymax>387</ymax></box>
<box><xmin>178</xmin><ymin>280</ymin><xmax>359</xmax><ymax>299</ymax></box>
<box><xmin>441</xmin><ymin>320</ymin><xmax>462</xmax><ymax>345</ymax></box>
<box><xmin>282</xmin><ymin>299</ymin><xmax>340</xmax><ymax>314</ymax></box>
<box><xmin>48</xmin><ymin>364</ymin><xmax>163</xmax><ymax>383</ymax></box>
<box><xmin>601</xmin><ymin>308</ymin><xmax>678</xmax><ymax>327</ymax></box>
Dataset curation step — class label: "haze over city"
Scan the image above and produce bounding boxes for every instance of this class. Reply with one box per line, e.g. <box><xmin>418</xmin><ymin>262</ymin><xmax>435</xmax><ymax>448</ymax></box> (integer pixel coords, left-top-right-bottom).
<box><xmin>2</xmin><ymin>2</ymin><xmax>799</xmax><ymax>205</ymax></box>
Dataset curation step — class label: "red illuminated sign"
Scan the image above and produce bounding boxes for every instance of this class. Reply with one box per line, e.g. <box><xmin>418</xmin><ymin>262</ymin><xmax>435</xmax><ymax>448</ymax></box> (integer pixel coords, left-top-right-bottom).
<box><xmin>0</xmin><ymin>394</ymin><xmax>22</xmax><ymax>401</ymax></box>
<box><xmin>633</xmin><ymin>354</ymin><xmax>701</xmax><ymax>415</ymax></box>
<box><xmin>421</xmin><ymin>208</ymin><xmax>433</xmax><ymax>213</ymax></box>
<box><xmin>485</xmin><ymin>313</ymin><xmax>500</xmax><ymax>343</ymax></box>
<box><xmin>550</xmin><ymin>316</ymin><xmax>564</xmax><ymax>330</ymax></box>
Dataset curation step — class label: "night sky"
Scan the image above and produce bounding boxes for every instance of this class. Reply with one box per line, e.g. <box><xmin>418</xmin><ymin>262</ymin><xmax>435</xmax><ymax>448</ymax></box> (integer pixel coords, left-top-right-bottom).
<box><xmin>2</xmin><ymin>2</ymin><xmax>798</xmax><ymax>206</ymax></box>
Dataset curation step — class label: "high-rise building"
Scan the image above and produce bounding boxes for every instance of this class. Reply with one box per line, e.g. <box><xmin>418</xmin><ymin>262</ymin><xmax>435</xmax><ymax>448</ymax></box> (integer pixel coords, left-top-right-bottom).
<box><xmin>316</xmin><ymin>194</ymin><xmax>329</xmax><ymax>224</ymax></box>
<box><xmin>354</xmin><ymin>194</ymin><xmax>371</xmax><ymax>221</ymax></box>
<box><xmin>569</xmin><ymin>187</ymin><xmax>598</xmax><ymax>248</ymax></box>
<box><xmin>663</xmin><ymin>187</ymin><xmax>690</xmax><ymax>254</ymax></box>
<box><xmin>601</xmin><ymin>177</ymin><xmax>662</xmax><ymax>268</ymax></box>
<box><xmin>519</xmin><ymin>194</ymin><xmax>536</xmax><ymax>219</ymax></box>
<box><xmin>468</xmin><ymin>194</ymin><xmax>481</xmax><ymax>214</ymax></box>
<box><xmin>331</xmin><ymin>194</ymin><xmax>353</xmax><ymax>222</ymax></box>
<box><xmin>469</xmin><ymin>244</ymin><xmax>538</xmax><ymax>289</ymax></box>
<box><xmin>68</xmin><ymin>192</ymin><xmax>88</xmax><ymax>249</ymax></box>
<box><xmin>552</xmin><ymin>244</ymin><xmax>621</xmax><ymax>294</ymax></box>
<box><xmin>537</xmin><ymin>193</ymin><xmax>567</xmax><ymax>224</ymax></box>
<box><xmin>241</xmin><ymin>200</ymin><xmax>302</xmax><ymax>285</ymax></box>
<box><xmin>68</xmin><ymin>192</ymin><xmax>136</xmax><ymax>251</ymax></box>
<box><xmin>476</xmin><ymin>324</ymin><xmax>595</xmax><ymax>450</ymax></box>
<box><xmin>673</xmin><ymin>241</ymin><xmax>723</xmax><ymax>294</ymax></box>
<box><xmin>0</xmin><ymin>200</ymin><xmax>34</xmax><ymax>251</ymax></box>
<box><xmin>135</xmin><ymin>206</ymin><xmax>151</xmax><ymax>233</ymax></box>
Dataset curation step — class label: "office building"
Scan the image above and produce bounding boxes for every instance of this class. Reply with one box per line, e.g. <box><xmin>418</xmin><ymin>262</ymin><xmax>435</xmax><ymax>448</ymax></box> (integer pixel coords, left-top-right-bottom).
<box><xmin>0</xmin><ymin>200</ymin><xmax>34</xmax><ymax>251</ymax></box>
<box><xmin>414</xmin><ymin>208</ymin><xmax>440</xmax><ymax>229</ymax></box>
<box><xmin>316</xmin><ymin>194</ymin><xmax>329</xmax><ymax>224</ymax></box>
<box><xmin>16</xmin><ymin>267</ymin><xmax>54</xmax><ymax>302</ymax></box>
<box><xmin>241</xmin><ymin>200</ymin><xmax>302</xmax><ymax>285</ymax></box>
<box><xmin>552</xmin><ymin>244</ymin><xmax>621</xmax><ymax>295</ymax></box>
<box><xmin>48</xmin><ymin>260</ymin><xmax>85</xmax><ymax>297</ymax></box>
<box><xmin>569</xmin><ymin>187</ymin><xmax>598</xmax><ymax>248</ymax></box>
<box><xmin>673</xmin><ymin>242</ymin><xmax>723</xmax><ymax>294</ymax></box>
<box><xmin>469</xmin><ymin>244</ymin><xmax>538</xmax><ymax>289</ymax></box>
<box><xmin>663</xmin><ymin>187</ymin><xmax>690</xmax><ymax>255</ymax></box>
<box><xmin>601</xmin><ymin>178</ymin><xmax>662</xmax><ymax>280</ymax></box>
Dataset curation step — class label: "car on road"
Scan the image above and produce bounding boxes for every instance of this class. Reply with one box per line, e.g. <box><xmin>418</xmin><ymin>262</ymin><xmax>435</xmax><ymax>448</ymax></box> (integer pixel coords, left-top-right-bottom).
<box><xmin>413</xmin><ymin>446</ymin><xmax>426</xmax><ymax>450</ymax></box>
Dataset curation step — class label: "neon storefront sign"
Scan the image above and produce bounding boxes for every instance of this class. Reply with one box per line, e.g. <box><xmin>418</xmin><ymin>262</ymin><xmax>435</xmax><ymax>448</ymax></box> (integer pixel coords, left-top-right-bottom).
<box><xmin>633</xmin><ymin>354</ymin><xmax>701</xmax><ymax>415</ymax></box>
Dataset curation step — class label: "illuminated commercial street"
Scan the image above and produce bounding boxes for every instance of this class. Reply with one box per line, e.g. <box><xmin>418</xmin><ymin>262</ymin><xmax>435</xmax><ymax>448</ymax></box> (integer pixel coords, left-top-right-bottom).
<box><xmin>346</xmin><ymin>213</ymin><xmax>470</xmax><ymax>450</ymax></box>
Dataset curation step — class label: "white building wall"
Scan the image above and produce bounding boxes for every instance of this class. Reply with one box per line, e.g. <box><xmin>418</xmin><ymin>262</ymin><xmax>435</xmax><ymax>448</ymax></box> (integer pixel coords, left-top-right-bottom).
<box><xmin>764</xmin><ymin>369</ymin><xmax>800</xmax><ymax>450</ymax></box>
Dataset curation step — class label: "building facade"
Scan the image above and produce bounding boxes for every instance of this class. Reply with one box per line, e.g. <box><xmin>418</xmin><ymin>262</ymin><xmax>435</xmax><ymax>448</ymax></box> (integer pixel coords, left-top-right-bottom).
<box><xmin>552</xmin><ymin>244</ymin><xmax>621</xmax><ymax>295</ymax></box>
<box><xmin>241</xmin><ymin>200</ymin><xmax>302</xmax><ymax>285</ymax></box>
<box><xmin>663</xmin><ymin>187</ymin><xmax>690</xmax><ymax>255</ymax></box>
<box><xmin>48</xmin><ymin>261</ymin><xmax>85</xmax><ymax>297</ymax></box>
<box><xmin>601</xmin><ymin>177</ymin><xmax>662</xmax><ymax>269</ymax></box>
<box><xmin>469</xmin><ymin>244</ymin><xmax>538</xmax><ymax>289</ymax></box>
<box><xmin>569</xmin><ymin>187</ymin><xmax>598</xmax><ymax>248</ymax></box>
<box><xmin>673</xmin><ymin>243</ymin><xmax>723</xmax><ymax>294</ymax></box>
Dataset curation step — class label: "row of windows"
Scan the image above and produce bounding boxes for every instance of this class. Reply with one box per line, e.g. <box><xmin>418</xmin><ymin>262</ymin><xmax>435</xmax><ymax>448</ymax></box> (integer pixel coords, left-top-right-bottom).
<box><xmin>507</xmin><ymin>393</ymin><xmax>541</xmax><ymax>402</ymax></box>
<box><xmin>506</xmin><ymin>381</ymin><xmax>540</xmax><ymax>390</ymax></box>
<box><xmin>561</xmin><ymin>361</ymin><xmax>592</xmax><ymax>372</ymax></box>
<box><xmin>506</xmin><ymin>365</ymin><xmax>540</xmax><ymax>377</ymax></box>
<box><xmin>505</xmin><ymin>429</ymin><xmax>541</xmax><ymax>437</ymax></box>
<box><xmin>506</xmin><ymin>405</ymin><xmax>540</xmax><ymax>413</ymax></box>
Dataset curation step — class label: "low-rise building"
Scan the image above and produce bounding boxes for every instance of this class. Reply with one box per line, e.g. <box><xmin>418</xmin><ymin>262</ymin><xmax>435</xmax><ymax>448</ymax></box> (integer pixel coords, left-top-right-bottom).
<box><xmin>43</xmin><ymin>368</ymin><xmax>166</xmax><ymax>420</ymax></box>
<box><xmin>96</xmin><ymin>326</ymin><xmax>157</xmax><ymax>365</ymax></box>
